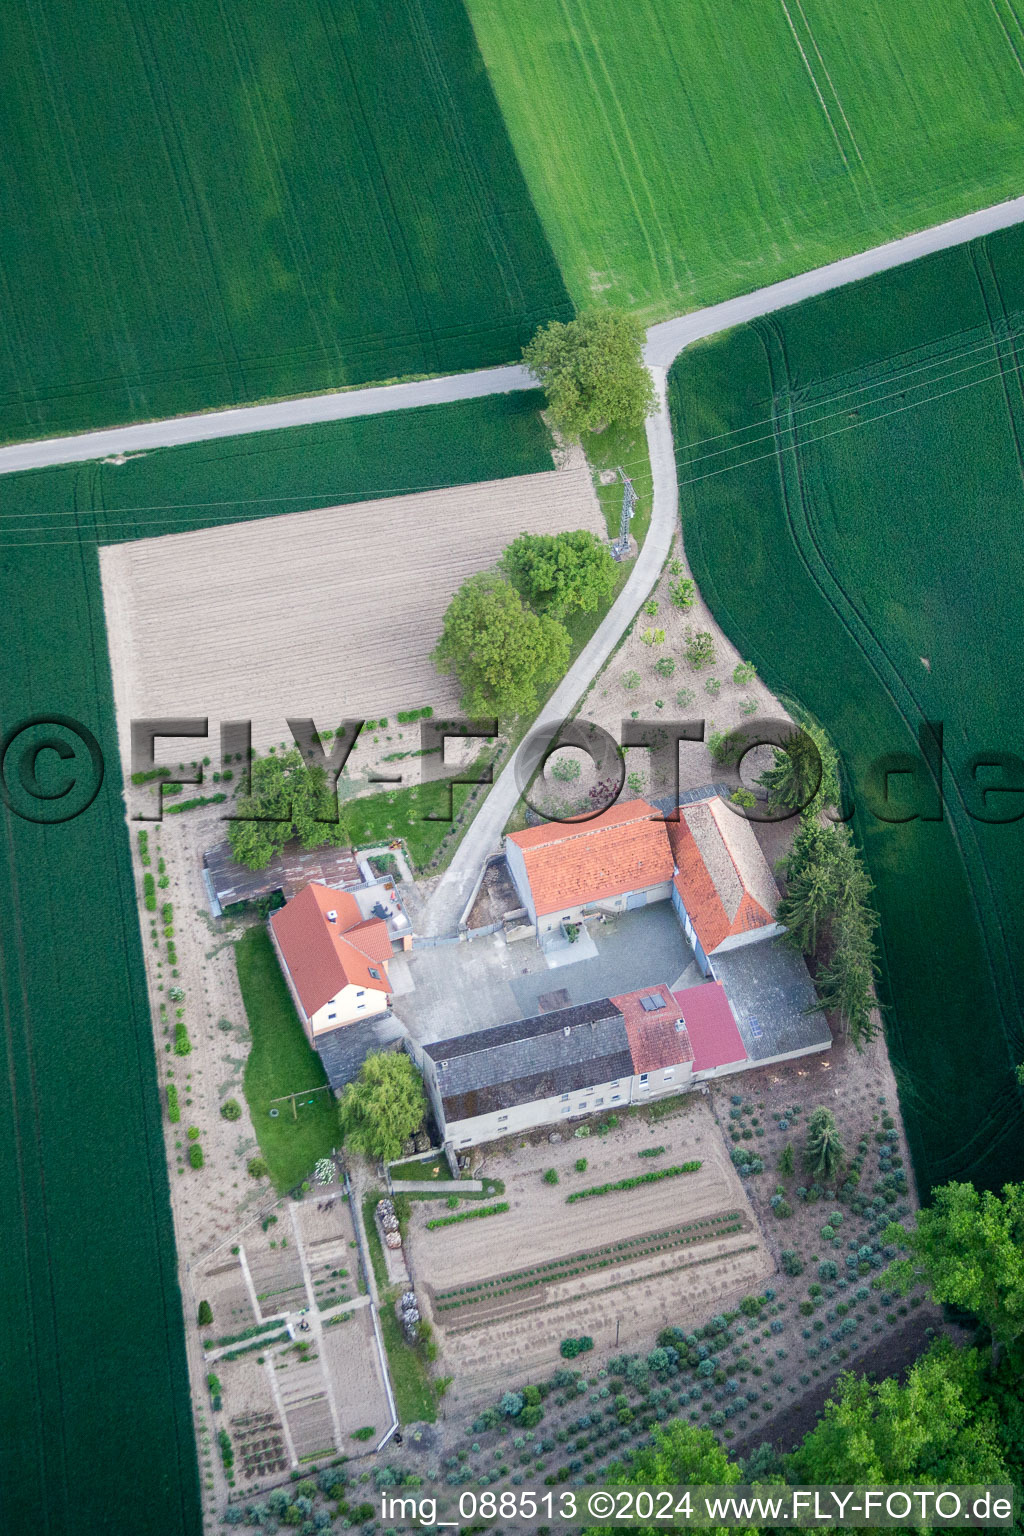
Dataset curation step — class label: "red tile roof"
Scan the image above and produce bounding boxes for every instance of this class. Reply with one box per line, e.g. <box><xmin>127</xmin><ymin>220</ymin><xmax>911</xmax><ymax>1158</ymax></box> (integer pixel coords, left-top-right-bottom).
<box><xmin>271</xmin><ymin>882</ymin><xmax>392</xmax><ymax>1017</ymax></box>
<box><xmin>507</xmin><ymin>800</ymin><xmax>674</xmax><ymax>917</ymax></box>
<box><xmin>613</xmin><ymin>986</ymin><xmax>694</xmax><ymax>1072</ymax></box>
<box><xmin>667</xmin><ymin>798</ymin><xmax>777</xmax><ymax>954</ymax></box>
<box><xmin>672</xmin><ymin>983</ymin><xmax>747</xmax><ymax>1072</ymax></box>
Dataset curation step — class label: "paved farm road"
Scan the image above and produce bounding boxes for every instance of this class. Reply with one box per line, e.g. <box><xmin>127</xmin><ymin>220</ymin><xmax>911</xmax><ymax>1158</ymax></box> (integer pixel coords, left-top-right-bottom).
<box><xmin>7</xmin><ymin>193</ymin><xmax>1024</xmax><ymax>933</ymax></box>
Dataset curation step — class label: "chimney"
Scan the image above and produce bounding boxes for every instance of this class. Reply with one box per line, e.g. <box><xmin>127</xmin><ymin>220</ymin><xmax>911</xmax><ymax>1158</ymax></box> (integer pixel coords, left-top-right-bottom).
<box><xmin>563</xmin><ymin>1026</ymin><xmax>571</xmax><ymax>1037</ymax></box>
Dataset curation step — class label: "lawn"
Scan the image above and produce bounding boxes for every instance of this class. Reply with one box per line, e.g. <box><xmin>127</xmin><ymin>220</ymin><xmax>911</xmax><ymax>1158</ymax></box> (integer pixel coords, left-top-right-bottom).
<box><xmin>235</xmin><ymin>928</ymin><xmax>337</xmax><ymax>1193</ymax></box>
<box><xmin>0</xmin><ymin>0</ymin><xmax>570</xmax><ymax>440</ymax></box>
<box><xmin>466</xmin><ymin>0</ymin><xmax>1024</xmax><ymax>320</ymax></box>
<box><xmin>0</xmin><ymin>392</ymin><xmax>553</xmax><ymax>1529</ymax></box>
<box><xmin>670</xmin><ymin>223</ymin><xmax>1024</xmax><ymax>1197</ymax></box>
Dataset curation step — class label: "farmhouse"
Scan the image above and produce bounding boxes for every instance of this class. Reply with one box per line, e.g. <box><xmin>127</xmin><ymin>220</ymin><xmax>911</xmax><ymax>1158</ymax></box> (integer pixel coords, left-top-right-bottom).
<box><xmin>418</xmin><ymin>984</ymin><xmax>696</xmax><ymax>1148</ymax></box>
<box><xmin>505</xmin><ymin>800</ymin><xmax>675</xmax><ymax>938</ymax></box>
<box><xmin>504</xmin><ymin>794</ymin><xmax>781</xmax><ymax>973</ymax></box>
<box><xmin>270</xmin><ymin>883</ymin><xmax>392</xmax><ymax>1040</ymax></box>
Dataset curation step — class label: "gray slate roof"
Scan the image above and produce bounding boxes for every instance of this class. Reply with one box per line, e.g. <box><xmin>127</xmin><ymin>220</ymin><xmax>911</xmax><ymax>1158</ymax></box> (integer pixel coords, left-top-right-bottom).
<box><xmin>712</xmin><ymin>940</ymin><xmax>831</xmax><ymax>1062</ymax></box>
<box><xmin>424</xmin><ymin>1000</ymin><xmax>633</xmax><ymax>1121</ymax></box>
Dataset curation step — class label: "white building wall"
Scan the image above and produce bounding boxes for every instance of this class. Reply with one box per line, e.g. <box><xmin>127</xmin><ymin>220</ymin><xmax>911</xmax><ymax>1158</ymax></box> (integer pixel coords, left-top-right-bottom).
<box><xmin>309</xmin><ymin>980</ymin><xmax>389</xmax><ymax>1034</ymax></box>
<box><xmin>504</xmin><ymin>840</ymin><xmax>536</xmax><ymax>924</ymax></box>
<box><xmin>711</xmin><ymin>922</ymin><xmax>783</xmax><ymax>956</ymax></box>
<box><xmin>443</xmin><ymin>1061</ymin><xmax>693</xmax><ymax>1148</ymax></box>
<box><xmin>534</xmin><ymin>879</ymin><xmax>674</xmax><ymax>938</ymax></box>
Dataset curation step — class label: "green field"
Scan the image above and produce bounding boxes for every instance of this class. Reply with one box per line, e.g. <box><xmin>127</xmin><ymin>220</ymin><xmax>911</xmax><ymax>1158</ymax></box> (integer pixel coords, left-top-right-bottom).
<box><xmin>670</xmin><ymin>226</ymin><xmax>1024</xmax><ymax>1197</ymax></box>
<box><xmin>467</xmin><ymin>0</ymin><xmax>1024</xmax><ymax>319</ymax></box>
<box><xmin>0</xmin><ymin>0</ymin><xmax>570</xmax><ymax>441</ymax></box>
<box><xmin>0</xmin><ymin>393</ymin><xmax>552</xmax><ymax>1530</ymax></box>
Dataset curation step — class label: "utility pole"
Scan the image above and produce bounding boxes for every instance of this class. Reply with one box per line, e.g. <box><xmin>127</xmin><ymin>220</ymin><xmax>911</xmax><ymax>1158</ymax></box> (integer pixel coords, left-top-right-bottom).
<box><xmin>611</xmin><ymin>467</ymin><xmax>636</xmax><ymax>560</ymax></box>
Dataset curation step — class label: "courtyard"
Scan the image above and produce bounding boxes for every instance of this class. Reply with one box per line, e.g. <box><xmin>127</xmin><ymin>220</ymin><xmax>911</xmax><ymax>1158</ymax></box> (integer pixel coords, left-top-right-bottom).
<box><xmin>394</xmin><ymin>903</ymin><xmax>701</xmax><ymax>1045</ymax></box>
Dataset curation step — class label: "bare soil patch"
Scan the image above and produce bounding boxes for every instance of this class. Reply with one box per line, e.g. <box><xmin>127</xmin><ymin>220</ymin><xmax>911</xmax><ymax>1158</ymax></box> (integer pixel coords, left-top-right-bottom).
<box><xmin>99</xmin><ymin>456</ymin><xmax>603</xmax><ymax>764</ymax></box>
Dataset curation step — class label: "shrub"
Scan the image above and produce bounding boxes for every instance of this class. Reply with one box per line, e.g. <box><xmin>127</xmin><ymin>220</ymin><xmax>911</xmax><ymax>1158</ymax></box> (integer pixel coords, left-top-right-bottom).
<box><xmin>733</xmin><ymin>661</ymin><xmax>757</xmax><ymax>686</ymax></box>
<box><xmin>575</xmin><ymin>1158</ymin><xmax>588</xmax><ymax>1173</ymax></box>
<box><xmin>501</xmin><ymin>1391</ymin><xmax>525</xmax><ymax>1417</ymax></box>
<box><xmin>820</xmin><ymin>1225</ymin><xmax>836</xmax><ymax>1241</ymax></box>
<box><xmin>669</xmin><ymin>577</ymin><xmax>695</xmax><ymax>610</ymax></box>
<box><xmin>520</xmin><ymin>1404</ymin><xmax>543</xmax><ymax>1428</ymax></box>
<box><xmin>640</xmin><ymin>627</ymin><xmax>666</xmax><ymax>647</ymax></box>
<box><xmin>685</xmin><ymin>630</ymin><xmax>716</xmax><ymax>669</ymax></box>
<box><xmin>186</xmin><ymin>1125</ymin><xmax>200</xmax><ymax>1141</ymax></box>
<box><xmin>189</xmin><ymin>1143</ymin><xmax>204</xmax><ymax>1169</ymax></box>
<box><xmin>818</xmin><ymin>1261</ymin><xmax>838</xmax><ymax>1282</ymax></box>
<box><xmin>655</xmin><ymin>657</ymin><xmax>676</xmax><ymax>678</ymax></box>
<box><xmin>705</xmin><ymin>677</ymin><xmax>722</xmax><ymax>697</ymax></box>
<box><xmin>774</xmin><ymin>1200</ymin><xmax>792</xmax><ymax>1219</ymax></box>
<box><xmin>248</xmin><ymin>1157</ymin><xmax>269</xmax><ymax>1179</ymax></box>
<box><xmin>173</xmin><ymin>1022</ymin><xmax>192</xmax><ymax>1057</ymax></box>
<box><xmin>621</xmin><ymin>670</ymin><xmax>641</xmax><ymax>691</ymax></box>
<box><xmin>780</xmin><ymin>1250</ymin><xmax>804</xmax><ymax>1277</ymax></box>
<box><xmin>560</xmin><ymin>1336</ymin><xmax>594</xmax><ymax>1359</ymax></box>
<box><xmin>676</xmin><ymin>688</ymin><xmax>695</xmax><ymax>710</ymax></box>
<box><xmin>197</xmin><ymin>1299</ymin><xmax>213</xmax><ymax>1327</ymax></box>
<box><xmin>551</xmin><ymin>756</ymin><xmax>582</xmax><ymax>783</ymax></box>
<box><xmin>143</xmin><ymin>873</ymin><xmax>157</xmax><ymax>910</ymax></box>
<box><xmin>543</xmin><ymin>1169</ymin><xmax>559</xmax><ymax>1185</ymax></box>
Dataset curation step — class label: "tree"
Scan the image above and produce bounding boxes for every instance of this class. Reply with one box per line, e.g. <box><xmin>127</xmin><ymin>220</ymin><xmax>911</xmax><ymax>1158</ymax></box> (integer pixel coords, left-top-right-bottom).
<box><xmin>502</xmin><ymin>530</ymin><xmax>616</xmax><ymax>619</ymax></box>
<box><xmin>220</xmin><ymin>1098</ymin><xmax>242</xmax><ymax>1121</ymax></box>
<box><xmin>779</xmin><ymin>1143</ymin><xmax>795</xmax><ymax>1177</ymax></box>
<box><xmin>432</xmin><ymin>573</ymin><xmax>570</xmax><ymax>720</ymax></box>
<box><xmin>228</xmin><ymin>749</ymin><xmax>348</xmax><ymax>871</ymax></box>
<box><xmin>583</xmin><ymin>1423</ymin><xmax>757</xmax><ymax>1536</ymax></box>
<box><xmin>523</xmin><ymin>310</ymin><xmax>656</xmax><ymax>437</ymax></box>
<box><xmin>777</xmin><ymin>820</ymin><xmax>880</xmax><ymax>1045</ymax></box>
<box><xmin>197</xmin><ymin>1299</ymin><xmax>213</xmax><ymax>1327</ymax></box>
<box><xmin>804</xmin><ymin>1107</ymin><xmax>845</xmax><ymax>1183</ymax></box>
<box><xmin>338</xmin><ymin>1051</ymin><xmax>426</xmax><ymax>1164</ymax></box>
<box><xmin>786</xmin><ymin>1339</ymin><xmax>1009</xmax><ymax>1486</ymax></box>
<box><xmin>883</xmin><ymin>1182</ymin><xmax>1024</xmax><ymax>1359</ymax></box>
<box><xmin>758</xmin><ymin>718</ymin><xmax>840</xmax><ymax>820</ymax></box>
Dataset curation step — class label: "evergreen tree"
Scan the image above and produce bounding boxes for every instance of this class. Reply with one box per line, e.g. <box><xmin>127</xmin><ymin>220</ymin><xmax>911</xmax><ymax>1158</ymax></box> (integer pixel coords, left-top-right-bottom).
<box><xmin>804</xmin><ymin>1107</ymin><xmax>845</xmax><ymax>1183</ymax></box>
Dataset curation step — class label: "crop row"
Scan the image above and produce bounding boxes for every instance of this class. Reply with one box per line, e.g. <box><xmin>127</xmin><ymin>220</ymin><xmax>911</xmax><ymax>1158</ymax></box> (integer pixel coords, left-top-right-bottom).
<box><xmin>444</xmin><ymin>1244</ymin><xmax>762</xmax><ymax>1337</ymax></box>
<box><xmin>425</xmin><ymin>1201</ymin><xmax>509</xmax><ymax>1231</ymax></box>
<box><xmin>436</xmin><ymin>1211</ymin><xmax>739</xmax><ymax>1301</ymax></box>
<box><xmin>434</xmin><ymin>1216</ymin><xmax>743</xmax><ymax>1312</ymax></box>
<box><xmin>565</xmin><ymin>1161</ymin><xmax>702</xmax><ymax>1204</ymax></box>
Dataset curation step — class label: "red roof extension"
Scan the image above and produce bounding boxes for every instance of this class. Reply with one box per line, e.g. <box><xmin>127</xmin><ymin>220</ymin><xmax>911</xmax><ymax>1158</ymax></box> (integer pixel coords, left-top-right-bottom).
<box><xmin>271</xmin><ymin>883</ymin><xmax>392</xmax><ymax>1017</ymax></box>
<box><xmin>672</xmin><ymin>983</ymin><xmax>747</xmax><ymax>1072</ymax></box>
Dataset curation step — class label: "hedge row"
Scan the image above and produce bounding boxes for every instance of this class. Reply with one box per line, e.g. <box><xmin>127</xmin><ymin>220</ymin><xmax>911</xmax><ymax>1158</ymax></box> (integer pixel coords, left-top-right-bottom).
<box><xmin>131</xmin><ymin>766</ymin><xmax>171</xmax><ymax>785</ymax></box>
<box><xmin>143</xmin><ymin>873</ymin><xmax>156</xmax><ymax>910</ymax></box>
<box><xmin>426</xmin><ymin>1201</ymin><xmax>509</xmax><ymax>1230</ymax></box>
<box><xmin>396</xmin><ymin>706</ymin><xmax>434</xmax><ymax>724</ymax></box>
<box><xmin>638</xmin><ymin>1145</ymin><xmax>666</xmax><ymax>1159</ymax></box>
<box><xmin>164</xmin><ymin>791</ymin><xmax>227</xmax><ymax>816</ymax></box>
<box><xmin>166</xmin><ymin>1084</ymin><xmax>180</xmax><ymax>1123</ymax></box>
<box><xmin>565</xmin><ymin>1162</ymin><xmax>702</xmax><ymax>1204</ymax></box>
